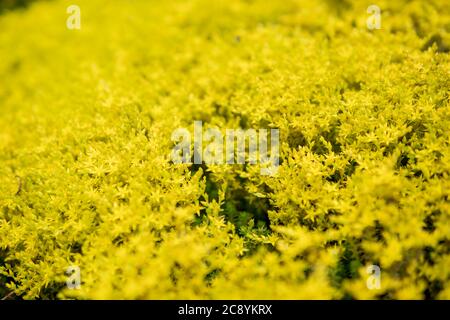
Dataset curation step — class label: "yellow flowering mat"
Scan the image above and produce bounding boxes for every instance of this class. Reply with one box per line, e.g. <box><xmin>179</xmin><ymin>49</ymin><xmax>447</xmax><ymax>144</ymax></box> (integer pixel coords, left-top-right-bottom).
<box><xmin>0</xmin><ymin>0</ymin><xmax>449</xmax><ymax>299</ymax></box>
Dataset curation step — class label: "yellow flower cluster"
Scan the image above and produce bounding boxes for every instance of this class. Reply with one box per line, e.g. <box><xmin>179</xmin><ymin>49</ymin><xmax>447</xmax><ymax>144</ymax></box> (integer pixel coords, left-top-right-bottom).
<box><xmin>0</xmin><ymin>0</ymin><xmax>449</xmax><ymax>299</ymax></box>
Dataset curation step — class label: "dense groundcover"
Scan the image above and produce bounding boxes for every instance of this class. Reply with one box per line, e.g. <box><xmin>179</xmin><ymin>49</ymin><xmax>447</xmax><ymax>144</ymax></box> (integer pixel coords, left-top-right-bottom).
<box><xmin>0</xmin><ymin>0</ymin><xmax>449</xmax><ymax>299</ymax></box>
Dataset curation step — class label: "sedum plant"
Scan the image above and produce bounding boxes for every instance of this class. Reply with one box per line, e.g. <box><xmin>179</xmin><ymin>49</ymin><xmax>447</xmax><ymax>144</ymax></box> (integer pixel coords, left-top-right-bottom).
<box><xmin>0</xmin><ymin>0</ymin><xmax>449</xmax><ymax>299</ymax></box>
